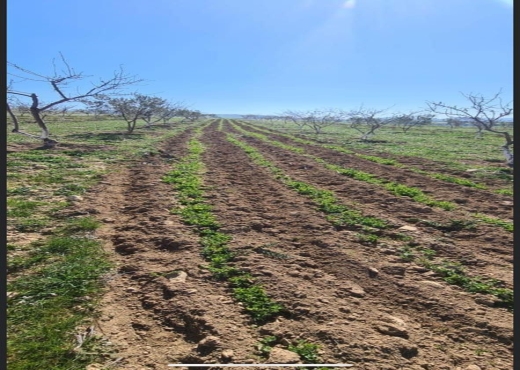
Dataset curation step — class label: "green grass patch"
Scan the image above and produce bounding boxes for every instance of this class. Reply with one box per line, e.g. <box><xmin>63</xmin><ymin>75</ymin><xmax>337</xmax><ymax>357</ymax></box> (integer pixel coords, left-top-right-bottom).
<box><xmin>7</xmin><ymin>117</ymin><xmax>204</xmax><ymax>369</ymax></box>
<box><xmin>7</xmin><ymin>199</ymin><xmax>43</xmax><ymax>218</ymax></box>
<box><xmin>241</xmin><ymin>120</ymin><xmax>511</xmax><ymax>187</ymax></box>
<box><xmin>59</xmin><ymin>216</ymin><xmax>101</xmax><ymax>234</ymax></box>
<box><xmin>430</xmin><ymin>173</ymin><xmax>487</xmax><ymax>189</ymax></box>
<box><xmin>424</xmin><ymin>261</ymin><xmax>513</xmax><ymax>310</ymax></box>
<box><xmin>494</xmin><ymin>188</ymin><xmax>513</xmax><ymax>196</ymax></box>
<box><xmin>54</xmin><ymin>184</ymin><xmax>87</xmax><ymax>196</ymax></box>
<box><xmin>399</xmin><ymin>244</ymin><xmax>513</xmax><ymax>310</ymax></box>
<box><xmin>13</xmin><ymin>217</ymin><xmax>50</xmax><ymax>232</ymax></box>
<box><xmin>257</xmin><ymin>335</ymin><xmax>278</xmax><ymax>357</ymax></box>
<box><xmin>232</xmin><ymin>286</ymin><xmax>285</xmax><ymax>323</ymax></box>
<box><xmin>473</xmin><ymin>214</ymin><xmax>513</xmax><ymax>233</ymax></box>
<box><xmin>7</xmin><ymin>234</ymin><xmax>112</xmax><ymax>370</ymax></box>
<box><xmin>288</xmin><ymin>340</ymin><xmax>321</xmax><ymax>363</ymax></box>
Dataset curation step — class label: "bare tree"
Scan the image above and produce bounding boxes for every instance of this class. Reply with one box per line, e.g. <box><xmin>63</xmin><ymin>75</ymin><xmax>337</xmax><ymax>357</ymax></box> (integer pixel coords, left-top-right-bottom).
<box><xmin>7</xmin><ymin>53</ymin><xmax>141</xmax><ymax>147</ymax></box>
<box><xmin>445</xmin><ymin>117</ymin><xmax>464</xmax><ymax>129</ymax></box>
<box><xmin>81</xmin><ymin>97</ymin><xmax>113</xmax><ymax>119</ymax></box>
<box><xmin>394</xmin><ymin>112</ymin><xmax>434</xmax><ymax>133</ymax></box>
<box><xmin>6</xmin><ymin>96</ymin><xmax>32</xmax><ymax>118</ymax></box>
<box><xmin>346</xmin><ymin>106</ymin><xmax>398</xmax><ymax>141</ymax></box>
<box><xmin>427</xmin><ymin>90</ymin><xmax>513</xmax><ymax>167</ymax></box>
<box><xmin>281</xmin><ymin>109</ymin><xmax>343</xmax><ymax>133</ymax></box>
<box><xmin>137</xmin><ymin>96</ymin><xmax>170</xmax><ymax>128</ymax></box>
<box><xmin>108</xmin><ymin>94</ymin><xmax>153</xmax><ymax>133</ymax></box>
<box><xmin>177</xmin><ymin>109</ymin><xmax>201</xmax><ymax>123</ymax></box>
<box><xmin>306</xmin><ymin>109</ymin><xmax>343</xmax><ymax>134</ymax></box>
<box><xmin>108</xmin><ymin>95</ymin><xmax>196</xmax><ymax>132</ymax></box>
<box><xmin>159</xmin><ymin>102</ymin><xmax>187</xmax><ymax>124</ymax></box>
<box><xmin>280</xmin><ymin>110</ymin><xmax>308</xmax><ymax>130</ymax></box>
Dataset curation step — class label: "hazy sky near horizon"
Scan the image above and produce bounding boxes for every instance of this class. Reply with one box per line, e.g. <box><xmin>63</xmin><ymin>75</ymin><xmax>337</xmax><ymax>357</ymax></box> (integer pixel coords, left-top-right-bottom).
<box><xmin>7</xmin><ymin>0</ymin><xmax>513</xmax><ymax>115</ymax></box>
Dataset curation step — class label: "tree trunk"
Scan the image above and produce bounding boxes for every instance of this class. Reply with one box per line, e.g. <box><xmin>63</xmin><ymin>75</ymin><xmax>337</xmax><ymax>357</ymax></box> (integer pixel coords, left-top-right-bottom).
<box><xmin>29</xmin><ymin>94</ymin><xmax>49</xmax><ymax>139</ymax></box>
<box><xmin>127</xmin><ymin>119</ymin><xmax>137</xmax><ymax>133</ymax></box>
<box><xmin>501</xmin><ymin>145</ymin><xmax>513</xmax><ymax>168</ymax></box>
<box><xmin>6</xmin><ymin>102</ymin><xmax>20</xmax><ymax>132</ymax></box>
<box><xmin>29</xmin><ymin>94</ymin><xmax>58</xmax><ymax>148</ymax></box>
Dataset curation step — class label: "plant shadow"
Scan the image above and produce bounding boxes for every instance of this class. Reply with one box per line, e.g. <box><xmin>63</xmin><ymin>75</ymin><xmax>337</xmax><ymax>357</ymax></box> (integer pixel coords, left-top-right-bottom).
<box><xmin>64</xmin><ymin>132</ymin><xmax>145</xmax><ymax>142</ymax></box>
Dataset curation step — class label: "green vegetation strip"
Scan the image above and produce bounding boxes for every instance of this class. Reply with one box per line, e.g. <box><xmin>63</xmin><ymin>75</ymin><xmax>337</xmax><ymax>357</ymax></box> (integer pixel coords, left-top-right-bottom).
<box><xmin>238</xmin><ymin>121</ymin><xmax>491</xmax><ymax>192</ymax></box>
<box><xmin>6</xmin><ymin>122</ymin><xmax>199</xmax><ymax>369</ymax></box>
<box><xmin>238</xmin><ymin>122</ymin><xmax>514</xmax><ymax>229</ymax></box>
<box><xmin>226</xmin><ymin>134</ymin><xmax>388</xmax><ymax>242</ymax></box>
<box><xmin>162</xmin><ymin>131</ymin><xmax>284</xmax><ymax>323</ymax></box>
<box><xmin>232</xmin><ymin>123</ymin><xmax>512</xmax><ymax>308</ymax></box>
<box><xmin>7</xmin><ymin>218</ymin><xmax>112</xmax><ymax>370</ymax></box>
<box><xmin>398</xmin><ymin>245</ymin><xmax>513</xmax><ymax>310</ymax></box>
<box><xmin>473</xmin><ymin>213</ymin><xmax>513</xmax><ymax>233</ymax></box>
<box><xmin>231</xmin><ymin>122</ymin><xmax>455</xmax><ymax>211</ymax></box>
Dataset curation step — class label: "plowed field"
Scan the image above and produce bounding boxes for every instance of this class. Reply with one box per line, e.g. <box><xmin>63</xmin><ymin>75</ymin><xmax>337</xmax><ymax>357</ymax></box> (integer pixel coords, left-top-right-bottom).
<box><xmin>65</xmin><ymin>120</ymin><xmax>513</xmax><ymax>370</ymax></box>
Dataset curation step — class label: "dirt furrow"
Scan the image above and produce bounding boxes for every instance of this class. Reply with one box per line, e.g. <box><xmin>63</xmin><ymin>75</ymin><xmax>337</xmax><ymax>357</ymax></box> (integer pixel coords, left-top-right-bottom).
<box><xmin>72</xmin><ymin>129</ymin><xmax>267</xmax><ymax>368</ymax></box>
<box><xmin>235</xmin><ymin>121</ymin><xmax>513</xmax><ymax>220</ymax></box>
<box><xmin>196</xmin><ymin>123</ymin><xmax>512</xmax><ymax>369</ymax></box>
<box><xmin>252</xmin><ymin>123</ymin><xmax>514</xmax><ymax>191</ymax></box>
<box><xmin>225</xmin><ymin>123</ymin><xmax>513</xmax><ymax>283</ymax></box>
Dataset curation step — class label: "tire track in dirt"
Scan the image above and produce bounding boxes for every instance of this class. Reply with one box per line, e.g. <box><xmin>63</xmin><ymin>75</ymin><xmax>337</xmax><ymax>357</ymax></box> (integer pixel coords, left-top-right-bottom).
<box><xmin>234</xmin><ymin>121</ymin><xmax>513</xmax><ymax>221</ymax></box>
<box><xmin>226</xmin><ymin>122</ymin><xmax>513</xmax><ymax>286</ymax></box>
<box><xmin>73</xmin><ymin>128</ymin><xmax>269</xmax><ymax>368</ymax></box>
<box><xmin>197</xmin><ymin>123</ymin><xmax>512</xmax><ymax>370</ymax></box>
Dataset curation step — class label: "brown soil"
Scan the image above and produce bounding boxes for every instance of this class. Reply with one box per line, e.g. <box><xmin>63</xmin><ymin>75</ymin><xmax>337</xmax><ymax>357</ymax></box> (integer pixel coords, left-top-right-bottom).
<box><xmin>67</xmin><ymin>121</ymin><xmax>512</xmax><ymax>370</ymax></box>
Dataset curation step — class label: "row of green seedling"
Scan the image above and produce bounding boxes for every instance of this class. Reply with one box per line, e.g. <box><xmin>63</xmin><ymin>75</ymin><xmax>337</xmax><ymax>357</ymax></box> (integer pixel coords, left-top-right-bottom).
<box><xmin>258</xmin><ymin>335</ymin><xmax>327</xmax><ymax>365</ymax></box>
<box><xmin>233</xmin><ymin>122</ymin><xmax>514</xmax><ymax>231</ymax></box>
<box><xmin>162</xmin><ymin>131</ymin><xmax>285</xmax><ymax>324</ymax></box>
<box><xmin>230</xmin><ymin>122</ymin><xmax>455</xmax><ymax>211</ymax></box>
<box><xmin>226</xmin><ymin>128</ymin><xmax>513</xmax><ymax>308</ymax></box>
<box><xmin>225</xmin><ymin>134</ymin><xmax>389</xmax><ymax>243</ymax></box>
<box><xmin>236</xmin><ymin>121</ymin><xmax>496</xmax><ymax>193</ymax></box>
<box><xmin>408</xmin><ymin>216</ymin><xmax>512</xmax><ymax>234</ymax></box>
<box><xmin>398</xmin><ymin>244</ymin><xmax>513</xmax><ymax>310</ymax></box>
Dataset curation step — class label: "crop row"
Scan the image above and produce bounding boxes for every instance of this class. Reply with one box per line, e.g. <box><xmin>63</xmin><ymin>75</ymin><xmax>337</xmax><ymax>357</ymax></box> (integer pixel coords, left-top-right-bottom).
<box><xmin>231</xmin><ymin>122</ymin><xmax>513</xmax><ymax>232</ymax></box>
<box><xmin>236</xmin><ymin>121</ymin><xmax>509</xmax><ymax>193</ymax></box>
<box><xmin>223</xmin><ymin>130</ymin><xmax>513</xmax><ymax>309</ymax></box>
<box><xmin>225</xmin><ymin>134</ymin><xmax>388</xmax><ymax>237</ymax></box>
<box><xmin>231</xmin><ymin>122</ymin><xmax>455</xmax><ymax>210</ymax></box>
<box><xmin>162</xmin><ymin>128</ymin><xmax>285</xmax><ymax>324</ymax></box>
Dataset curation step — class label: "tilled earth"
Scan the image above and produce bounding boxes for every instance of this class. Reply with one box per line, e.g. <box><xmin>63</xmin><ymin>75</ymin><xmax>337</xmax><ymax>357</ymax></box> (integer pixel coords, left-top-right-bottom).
<box><xmin>72</xmin><ymin>120</ymin><xmax>512</xmax><ymax>370</ymax></box>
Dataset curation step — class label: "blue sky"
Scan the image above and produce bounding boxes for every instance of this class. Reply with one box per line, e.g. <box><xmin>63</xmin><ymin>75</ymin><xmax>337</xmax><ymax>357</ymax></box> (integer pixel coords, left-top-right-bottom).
<box><xmin>7</xmin><ymin>0</ymin><xmax>513</xmax><ymax>115</ymax></box>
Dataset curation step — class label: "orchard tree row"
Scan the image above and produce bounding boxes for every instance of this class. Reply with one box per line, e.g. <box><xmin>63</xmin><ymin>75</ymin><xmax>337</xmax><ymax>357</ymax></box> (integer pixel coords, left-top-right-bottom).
<box><xmin>243</xmin><ymin>92</ymin><xmax>513</xmax><ymax>167</ymax></box>
<box><xmin>6</xmin><ymin>53</ymin><xmax>205</xmax><ymax>148</ymax></box>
